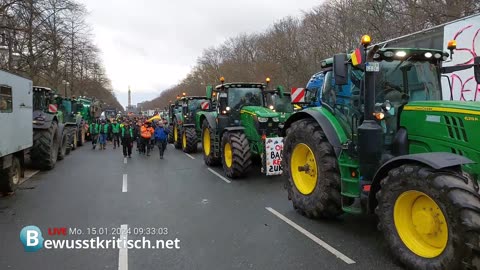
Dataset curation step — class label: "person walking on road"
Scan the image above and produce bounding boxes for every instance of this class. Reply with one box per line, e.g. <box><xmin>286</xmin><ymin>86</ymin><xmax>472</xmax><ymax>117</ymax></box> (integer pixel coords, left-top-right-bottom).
<box><xmin>154</xmin><ymin>121</ymin><xmax>169</xmax><ymax>159</ymax></box>
<box><xmin>90</xmin><ymin>119</ymin><xmax>100</xmax><ymax>150</ymax></box>
<box><xmin>140</xmin><ymin>121</ymin><xmax>154</xmax><ymax>156</ymax></box>
<box><xmin>111</xmin><ymin>120</ymin><xmax>121</xmax><ymax>149</ymax></box>
<box><xmin>121</xmin><ymin>121</ymin><xmax>135</xmax><ymax>158</ymax></box>
<box><xmin>99</xmin><ymin>120</ymin><xmax>110</xmax><ymax>150</ymax></box>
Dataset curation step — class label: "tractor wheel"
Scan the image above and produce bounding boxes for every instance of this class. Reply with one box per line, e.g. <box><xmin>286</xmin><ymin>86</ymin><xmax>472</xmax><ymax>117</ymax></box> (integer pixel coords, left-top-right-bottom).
<box><xmin>0</xmin><ymin>156</ymin><xmax>21</xmax><ymax>193</ymax></box>
<box><xmin>31</xmin><ymin>121</ymin><xmax>59</xmax><ymax>170</ymax></box>
<box><xmin>167</xmin><ymin>125</ymin><xmax>174</xmax><ymax>144</ymax></box>
<box><xmin>58</xmin><ymin>131</ymin><xmax>68</xmax><ymax>160</ymax></box>
<box><xmin>376</xmin><ymin>164</ymin><xmax>480</xmax><ymax>270</ymax></box>
<box><xmin>78</xmin><ymin>127</ymin><xmax>85</xmax><ymax>146</ymax></box>
<box><xmin>173</xmin><ymin>121</ymin><xmax>181</xmax><ymax>149</ymax></box>
<box><xmin>282</xmin><ymin>118</ymin><xmax>342</xmax><ymax>218</ymax></box>
<box><xmin>71</xmin><ymin>128</ymin><xmax>78</xmax><ymax>151</ymax></box>
<box><xmin>182</xmin><ymin>127</ymin><xmax>197</xmax><ymax>153</ymax></box>
<box><xmin>201</xmin><ymin>120</ymin><xmax>220</xmax><ymax>166</ymax></box>
<box><xmin>221</xmin><ymin>131</ymin><xmax>252</xmax><ymax>178</ymax></box>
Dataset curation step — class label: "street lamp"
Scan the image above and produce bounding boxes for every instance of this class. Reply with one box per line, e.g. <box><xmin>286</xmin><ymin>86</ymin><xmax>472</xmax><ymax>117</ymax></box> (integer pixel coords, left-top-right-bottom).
<box><xmin>62</xmin><ymin>80</ymin><xmax>70</xmax><ymax>97</ymax></box>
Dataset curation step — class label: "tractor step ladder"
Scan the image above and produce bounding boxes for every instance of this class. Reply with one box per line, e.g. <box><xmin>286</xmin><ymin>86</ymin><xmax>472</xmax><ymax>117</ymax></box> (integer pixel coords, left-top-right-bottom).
<box><xmin>213</xmin><ymin>134</ymin><xmax>220</xmax><ymax>157</ymax></box>
<box><xmin>338</xmin><ymin>159</ymin><xmax>362</xmax><ymax>214</ymax></box>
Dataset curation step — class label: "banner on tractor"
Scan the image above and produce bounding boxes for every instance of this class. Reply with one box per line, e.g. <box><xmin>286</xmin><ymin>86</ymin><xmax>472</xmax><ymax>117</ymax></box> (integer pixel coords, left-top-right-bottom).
<box><xmin>291</xmin><ymin>88</ymin><xmax>306</xmax><ymax>103</ymax></box>
<box><xmin>265</xmin><ymin>137</ymin><xmax>283</xmax><ymax>176</ymax></box>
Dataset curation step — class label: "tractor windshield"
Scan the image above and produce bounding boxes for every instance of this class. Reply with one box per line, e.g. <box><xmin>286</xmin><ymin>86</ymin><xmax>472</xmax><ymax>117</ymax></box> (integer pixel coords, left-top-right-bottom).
<box><xmin>188</xmin><ymin>99</ymin><xmax>209</xmax><ymax>111</ymax></box>
<box><xmin>228</xmin><ymin>87</ymin><xmax>264</xmax><ymax>110</ymax></box>
<box><xmin>272</xmin><ymin>94</ymin><xmax>294</xmax><ymax>113</ymax></box>
<box><xmin>376</xmin><ymin>60</ymin><xmax>442</xmax><ymax>104</ymax></box>
<box><xmin>33</xmin><ymin>92</ymin><xmax>47</xmax><ymax>111</ymax></box>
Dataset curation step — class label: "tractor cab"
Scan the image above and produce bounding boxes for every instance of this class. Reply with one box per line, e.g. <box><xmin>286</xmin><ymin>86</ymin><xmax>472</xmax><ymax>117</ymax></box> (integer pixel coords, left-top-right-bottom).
<box><xmin>32</xmin><ymin>86</ymin><xmax>58</xmax><ymax>127</ymax></box>
<box><xmin>263</xmin><ymin>86</ymin><xmax>294</xmax><ymax>124</ymax></box>
<box><xmin>179</xmin><ymin>96</ymin><xmax>211</xmax><ymax>125</ymax></box>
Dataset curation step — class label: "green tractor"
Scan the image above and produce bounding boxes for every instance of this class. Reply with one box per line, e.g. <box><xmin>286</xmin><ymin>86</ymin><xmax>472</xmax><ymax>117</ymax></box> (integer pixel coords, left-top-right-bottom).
<box><xmin>200</xmin><ymin>78</ymin><xmax>284</xmax><ymax>178</ymax></box>
<box><xmin>281</xmin><ymin>35</ymin><xmax>480</xmax><ymax>269</ymax></box>
<box><xmin>263</xmin><ymin>86</ymin><xmax>294</xmax><ymax>126</ymax></box>
<box><xmin>173</xmin><ymin>95</ymin><xmax>212</xmax><ymax>153</ymax></box>
<box><xmin>76</xmin><ymin>96</ymin><xmax>102</xmax><ymax>141</ymax></box>
<box><xmin>55</xmin><ymin>97</ymin><xmax>86</xmax><ymax>154</ymax></box>
<box><xmin>31</xmin><ymin>86</ymin><xmax>68</xmax><ymax>169</ymax></box>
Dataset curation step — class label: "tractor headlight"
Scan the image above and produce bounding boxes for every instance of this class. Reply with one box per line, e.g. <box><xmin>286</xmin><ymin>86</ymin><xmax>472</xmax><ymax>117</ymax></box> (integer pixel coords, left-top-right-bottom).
<box><xmin>272</xmin><ymin>117</ymin><xmax>279</xmax><ymax>122</ymax></box>
<box><xmin>269</xmin><ymin>105</ymin><xmax>274</xmax><ymax>110</ymax></box>
<box><xmin>258</xmin><ymin>117</ymin><xmax>268</xmax><ymax>123</ymax></box>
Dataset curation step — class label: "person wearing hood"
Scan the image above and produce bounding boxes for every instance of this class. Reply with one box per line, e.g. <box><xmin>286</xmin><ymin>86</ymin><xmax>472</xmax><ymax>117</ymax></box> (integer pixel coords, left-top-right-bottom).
<box><xmin>154</xmin><ymin>121</ymin><xmax>170</xmax><ymax>159</ymax></box>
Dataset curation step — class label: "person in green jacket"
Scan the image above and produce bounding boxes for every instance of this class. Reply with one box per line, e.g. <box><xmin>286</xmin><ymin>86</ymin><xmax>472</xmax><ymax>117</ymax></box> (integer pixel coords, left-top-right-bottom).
<box><xmin>90</xmin><ymin>119</ymin><xmax>100</xmax><ymax>150</ymax></box>
<box><xmin>120</xmin><ymin>121</ymin><xmax>135</xmax><ymax>158</ymax></box>
<box><xmin>98</xmin><ymin>120</ymin><xmax>110</xmax><ymax>150</ymax></box>
<box><xmin>111</xmin><ymin>119</ymin><xmax>121</xmax><ymax>149</ymax></box>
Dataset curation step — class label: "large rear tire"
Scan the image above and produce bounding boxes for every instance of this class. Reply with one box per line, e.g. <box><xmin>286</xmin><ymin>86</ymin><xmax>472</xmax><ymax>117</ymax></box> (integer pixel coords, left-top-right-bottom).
<box><xmin>202</xmin><ymin>120</ymin><xmax>220</xmax><ymax>166</ymax></box>
<box><xmin>221</xmin><ymin>131</ymin><xmax>251</xmax><ymax>179</ymax></box>
<box><xmin>282</xmin><ymin>118</ymin><xmax>342</xmax><ymax>218</ymax></box>
<box><xmin>182</xmin><ymin>127</ymin><xmax>197</xmax><ymax>153</ymax></box>
<box><xmin>0</xmin><ymin>156</ymin><xmax>21</xmax><ymax>193</ymax></box>
<box><xmin>58</xmin><ymin>131</ymin><xmax>68</xmax><ymax>160</ymax></box>
<box><xmin>376</xmin><ymin>164</ymin><xmax>480</xmax><ymax>270</ymax></box>
<box><xmin>31</xmin><ymin>121</ymin><xmax>59</xmax><ymax>170</ymax></box>
<box><xmin>167</xmin><ymin>125</ymin><xmax>174</xmax><ymax>144</ymax></box>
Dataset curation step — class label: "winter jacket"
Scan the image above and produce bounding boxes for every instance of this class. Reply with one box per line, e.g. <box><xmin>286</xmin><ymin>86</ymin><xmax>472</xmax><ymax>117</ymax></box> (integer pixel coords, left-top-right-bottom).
<box><xmin>90</xmin><ymin>123</ymin><xmax>100</xmax><ymax>135</ymax></box>
<box><xmin>140</xmin><ymin>125</ymin><xmax>154</xmax><ymax>139</ymax></box>
<box><xmin>154</xmin><ymin>126</ymin><xmax>169</xmax><ymax>141</ymax></box>
<box><xmin>111</xmin><ymin>123</ymin><xmax>120</xmax><ymax>134</ymax></box>
<box><xmin>100</xmin><ymin>123</ymin><xmax>110</xmax><ymax>134</ymax></box>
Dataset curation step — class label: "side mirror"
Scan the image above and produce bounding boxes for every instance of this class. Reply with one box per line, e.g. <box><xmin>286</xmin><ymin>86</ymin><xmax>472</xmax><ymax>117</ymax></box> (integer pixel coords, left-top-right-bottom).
<box><xmin>475</xmin><ymin>56</ymin><xmax>480</xmax><ymax>84</ymax></box>
<box><xmin>206</xmin><ymin>85</ymin><xmax>213</xmax><ymax>99</ymax></box>
<box><xmin>219</xmin><ymin>96</ymin><xmax>228</xmax><ymax>112</ymax></box>
<box><xmin>333</xmin><ymin>54</ymin><xmax>348</xmax><ymax>85</ymax></box>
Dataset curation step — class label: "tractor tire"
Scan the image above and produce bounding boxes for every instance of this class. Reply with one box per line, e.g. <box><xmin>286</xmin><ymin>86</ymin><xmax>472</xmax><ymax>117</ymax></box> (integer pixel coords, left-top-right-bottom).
<box><xmin>0</xmin><ymin>156</ymin><xmax>21</xmax><ymax>193</ymax></box>
<box><xmin>167</xmin><ymin>125</ymin><xmax>174</xmax><ymax>144</ymax></box>
<box><xmin>173</xmin><ymin>121</ymin><xmax>182</xmax><ymax>149</ymax></box>
<box><xmin>31</xmin><ymin>121</ymin><xmax>59</xmax><ymax>170</ymax></box>
<box><xmin>58</xmin><ymin>131</ymin><xmax>68</xmax><ymax>160</ymax></box>
<box><xmin>201</xmin><ymin>120</ymin><xmax>220</xmax><ymax>166</ymax></box>
<box><xmin>221</xmin><ymin>131</ymin><xmax>252</xmax><ymax>179</ymax></box>
<box><xmin>376</xmin><ymin>164</ymin><xmax>480</xmax><ymax>270</ymax></box>
<box><xmin>71</xmin><ymin>128</ymin><xmax>78</xmax><ymax>151</ymax></box>
<box><xmin>282</xmin><ymin>118</ymin><xmax>342</xmax><ymax>218</ymax></box>
<box><xmin>182</xmin><ymin>127</ymin><xmax>198</xmax><ymax>153</ymax></box>
<box><xmin>77</xmin><ymin>127</ymin><xmax>85</xmax><ymax>146</ymax></box>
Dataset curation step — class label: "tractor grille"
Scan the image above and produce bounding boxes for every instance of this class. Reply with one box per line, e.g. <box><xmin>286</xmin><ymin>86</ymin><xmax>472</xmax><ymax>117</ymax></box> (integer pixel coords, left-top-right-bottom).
<box><xmin>257</xmin><ymin>119</ymin><xmax>279</xmax><ymax>135</ymax></box>
<box><xmin>444</xmin><ymin>116</ymin><xmax>468</xmax><ymax>142</ymax></box>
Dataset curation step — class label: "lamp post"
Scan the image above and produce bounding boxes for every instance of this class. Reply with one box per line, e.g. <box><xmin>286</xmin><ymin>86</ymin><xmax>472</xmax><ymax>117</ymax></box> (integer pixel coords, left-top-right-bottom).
<box><xmin>62</xmin><ymin>80</ymin><xmax>70</xmax><ymax>97</ymax></box>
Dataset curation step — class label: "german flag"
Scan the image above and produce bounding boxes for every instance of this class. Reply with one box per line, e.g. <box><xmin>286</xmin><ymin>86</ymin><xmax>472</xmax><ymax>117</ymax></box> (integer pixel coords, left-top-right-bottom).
<box><xmin>351</xmin><ymin>48</ymin><xmax>362</xmax><ymax>66</ymax></box>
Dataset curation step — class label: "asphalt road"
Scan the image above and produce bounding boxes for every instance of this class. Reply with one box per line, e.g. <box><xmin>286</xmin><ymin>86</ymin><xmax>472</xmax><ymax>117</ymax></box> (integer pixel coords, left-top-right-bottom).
<box><xmin>0</xmin><ymin>142</ymin><xmax>405</xmax><ymax>270</ymax></box>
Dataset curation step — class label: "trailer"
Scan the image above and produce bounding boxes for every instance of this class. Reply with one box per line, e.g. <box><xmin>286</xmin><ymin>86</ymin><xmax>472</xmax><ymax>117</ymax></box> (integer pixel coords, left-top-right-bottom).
<box><xmin>0</xmin><ymin>70</ymin><xmax>33</xmax><ymax>192</ymax></box>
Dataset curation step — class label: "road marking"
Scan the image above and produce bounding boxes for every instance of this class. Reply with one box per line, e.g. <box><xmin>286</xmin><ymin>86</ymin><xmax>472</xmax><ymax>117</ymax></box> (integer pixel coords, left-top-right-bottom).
<box><xmin>124</xmin><ymin>157</ymin><xmax>127</xmax><ymax>164</ymax></box>
<box><xmin>122</xmin><ymin>174</ymin><xmax>128</xmax><ymax>192</ymax></box>
<box><xmin>118</xmin><ymin>224</ymin><xmax>128</xmax><ymax>270</ymax></box>
<box><xmin>265</xmin><ymin>207</ymin><xmax>355</xmax><ymax>265</ymax></box>
<box><xmin>185</xmin><ymin>153</ymin><xmax>195</xmax><ymax>160</ymax></box>
<box><xmin>207</xmin><ymin>168</ymin><xmax>231</xmax><ymax>183</ymax></box>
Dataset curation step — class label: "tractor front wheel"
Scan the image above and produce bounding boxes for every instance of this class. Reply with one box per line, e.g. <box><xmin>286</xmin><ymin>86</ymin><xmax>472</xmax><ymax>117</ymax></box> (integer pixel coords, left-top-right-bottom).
<box><xmin>0</xmin><ymin>156</ymin><xmax>21</xmax><ymax>193</ymax></box>
<box><xmin>376</xmin><ymin>164</ymin><xmax>480</xmax><ymax>269</ymax></box>
<box><xmin>282</xmin><ymin>119</ymin><xmax>342</xmax><ymax>218</ymax></box>
<box><xmin>182</xmin><ymin>127</ymin><xmax>197</xmax><ymax>153</ymax></box>
<box><xmin>201</xmin><ymin>120</ymin><xmax>220</xmax><ymax>166</ymax></box>
<box><xmin>221</xmin><ymin>131</ymin><xmax>251</xmax><ymax>179</ymax></box>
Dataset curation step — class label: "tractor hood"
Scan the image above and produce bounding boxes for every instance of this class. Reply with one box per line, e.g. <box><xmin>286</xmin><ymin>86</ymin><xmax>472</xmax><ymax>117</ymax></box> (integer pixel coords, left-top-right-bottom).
<box><xmin>241</xmin><ymin>106</ymin><xmax>279</xmax><ymax>118</ymax></box>
<box><xmin>404</xmin><ymin>101</ymin><xmax>480</xmax><ymax>116</ymax></box>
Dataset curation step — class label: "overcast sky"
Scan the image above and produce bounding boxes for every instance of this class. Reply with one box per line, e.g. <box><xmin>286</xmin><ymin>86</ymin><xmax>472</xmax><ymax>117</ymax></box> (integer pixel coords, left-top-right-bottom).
<box><xmin>79</xmin><ymin>0</ymin><xmax>322</xmax><ymax>108</ymax></box>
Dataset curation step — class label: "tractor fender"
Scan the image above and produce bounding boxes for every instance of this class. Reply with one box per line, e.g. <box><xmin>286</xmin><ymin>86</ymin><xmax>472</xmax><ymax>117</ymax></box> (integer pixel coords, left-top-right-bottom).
<box><xmin>222</xmin><ymin>126</ymin><xmax>245</xmax><ymax>139</ymax></box>
<box><xmin>183</xmin><ymin>123</ymin><xmax>195</xmax><ymax>128</ymax></box>
<box><xmin>368</xmin><ymin>152</ymin><xmax>475</xmax><ymax>213</ymax></box>
<box><xmin>201</xmin><ymin>113</ymin><xmax>217</xmax><ymax>131</ymax></box>
<box><xmin>281</xmin><ymin>110</ymin><xmax>342</xmax><ymax>157</ymax></box>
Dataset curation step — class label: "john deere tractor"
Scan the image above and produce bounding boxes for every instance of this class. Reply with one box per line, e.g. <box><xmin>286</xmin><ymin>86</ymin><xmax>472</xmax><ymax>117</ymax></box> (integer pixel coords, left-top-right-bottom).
<box><xmin>31</xmin><ymin>86</ymin><xmax>68</xmax><ymax>169</ymax></box>
<box><xmin>174</xmin><ymin>95</ymin><xmax>212</xmax><ymax>153</ymax></box>
<box><xmin>263</xmin><ymin>86</ymin><xmax>294</xmax><ymax>126</ymax></box>
<box><xmin>170</xmin><ymin>97</ymin><xmax>186</xmax><ymax>148</ymax></box>
<box><xmin>281</xmin><ymin>35</ymin><xmax>480</xmax><ymax>269</ymax></box>
<box><xmin>200</xmin><ymin>78</ymin><xmax>283</xmax><ymax>178</ymax></box>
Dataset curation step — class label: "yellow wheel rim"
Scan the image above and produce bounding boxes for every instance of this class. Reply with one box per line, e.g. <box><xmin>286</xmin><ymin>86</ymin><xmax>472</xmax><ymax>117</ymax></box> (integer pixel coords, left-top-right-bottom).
<box><xmin>224</xmin><ymin>142</ymin><xmax>233</xmax><ymax>168</ymax></box>
<box><xmin>203</xmin><ymin>128</ymin><xmax>211</xmax><ymax>156</ymax></box>
<box><xmin>290</xmin><ymin>143</ymin><xmax>317</xmax><ymax>195</ymax></box>
<box><xmin>182</xmin><ymin>132</ymin><xmax>187</xmax><ymax>149</ymax></box>
<box><xmin>174</xmin><ymin>125</ymin><xmax>178</xmax><ymax>141</ymax></box>
<box><xmin>394</xmin><ymin>190</ymin><xmax>448</xmax><ymax>258</ymax></box>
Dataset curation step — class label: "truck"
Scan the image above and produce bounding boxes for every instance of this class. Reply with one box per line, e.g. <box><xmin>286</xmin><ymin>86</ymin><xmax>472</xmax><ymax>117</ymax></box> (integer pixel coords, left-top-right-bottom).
<box><xmin>0</xmin><ymin>70</ymin><xmax>32</xmax><ymax>192</ymax></box>
<box><xmin>280</xmin><ymin>35</ymin><xmax>480</xmax><ymax>269</ymax></box>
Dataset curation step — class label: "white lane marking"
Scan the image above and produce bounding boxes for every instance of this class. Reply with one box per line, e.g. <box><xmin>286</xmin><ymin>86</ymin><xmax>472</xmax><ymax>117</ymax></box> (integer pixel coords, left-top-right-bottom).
<box><xmin>122</xmin><ymin>174</ymin><xmax>128</xmax><ymax>192</ymax></box>
<box><xmin>185</xmin><ymin>153</ymin><xmax>195</xmax><ymax>160</ymax></box>
<box><xmin>265</xmin><ymin>207</ymin><xmax>355</xmax><ymax>265</ymax></box>
<box><xmin>118</xmin><ymin>224</ymin><xmax>128</xmax><ymax>270</ymax></box>
<box><xmin>207</xmin><ymin>168</ymin><xmax>231</xmax><ymax>184</ymax></box>
<box><xmin>124</xmin><ymin>157</ymin><xmax>127</xmax><ymax>164</ymax></box>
